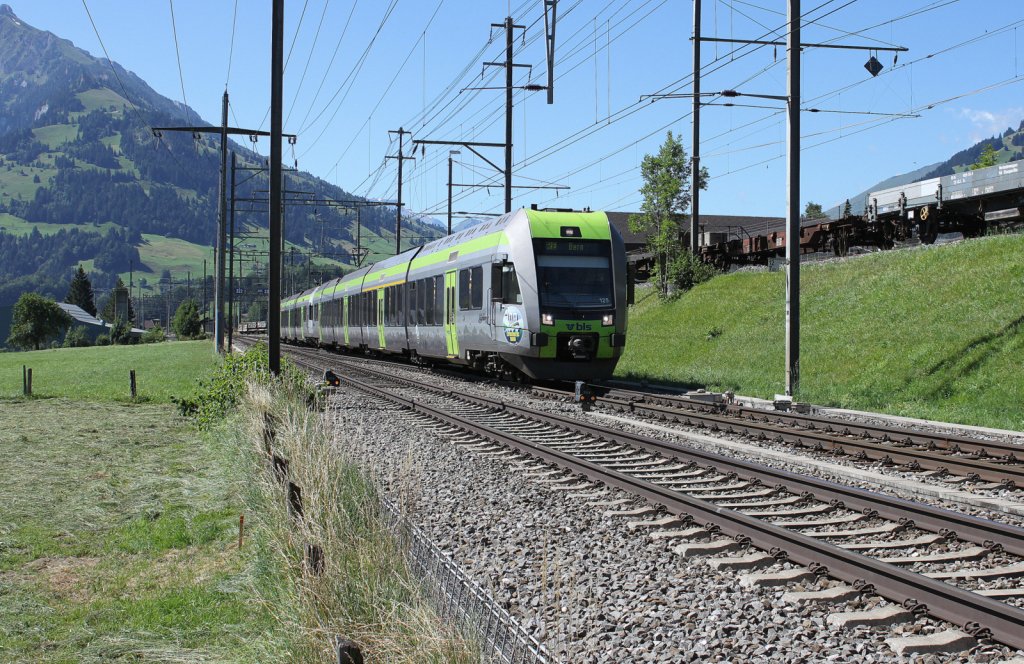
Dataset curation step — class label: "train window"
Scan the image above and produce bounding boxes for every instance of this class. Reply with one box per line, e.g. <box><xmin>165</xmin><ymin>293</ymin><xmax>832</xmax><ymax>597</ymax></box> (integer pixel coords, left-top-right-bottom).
<box><xmin>416</xmin><ymin>279</ymin><xmax>426</xmax><ymax>324</ymax></box>
<box><xmin>502</xmin><ymin>264</ymin><xmax>522</xmax><ymax>304</ymax></box>
<box><xmin>425</xmin><ymin>278</ymin><xmax>435</xmax><ymax>325</ymax></box>
<box><xmin>459</xmin><ymin>269</ymin><xmax>470</xmax><ymax>309</ymax></box>
<box><xmin>407</xmin><ymin>282</ymin><xmax>416</xmax><ymax>325</ymax></box>
<box><xmin>384</xmin><ymin>288</ymin><xmax>391</xmax><ymax>326</ymax></box>
<box><xmin>459</xmin><ymin>266</ymin><xmax>483</xmax><ymax>310</ymax></box>
<box><xmin>534</xmin><ymin>239</ymin><xmax>613</xmax><ymax>309</ymax></box>
<box><xmin>433</xmin><ymin>275</ymin><xmax>444</xmax><ymax>325</ymax></box>
<box><xmin>398</xmin><ymin>284</ymin><xmax>405</xmax><ymax>326</ymax></box>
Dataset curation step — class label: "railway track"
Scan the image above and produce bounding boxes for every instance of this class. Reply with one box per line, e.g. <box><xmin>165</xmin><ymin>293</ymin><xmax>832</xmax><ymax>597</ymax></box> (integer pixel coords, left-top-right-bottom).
<box><xmin>265</xmin><ymin>342</ymin><xmax>1024</xmax><ymax>652</ymax></box>
<box><xmin>529</xmin><ymin>383</ymin><xmax>1024</xmax><ymax>488</ymax></box>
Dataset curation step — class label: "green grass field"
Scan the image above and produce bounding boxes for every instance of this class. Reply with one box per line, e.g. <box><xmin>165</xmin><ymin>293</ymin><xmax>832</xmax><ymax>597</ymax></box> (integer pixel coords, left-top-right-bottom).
<box><xmin>0</xmin><ymin>341</ymin><xmax>216</xmax><ymax>403</ymax></box>
<box><xmin>0</xmin><ymin>340</ymin><xmax>270</xmax><ymax>661</ymax></box>
<box><xmin>32</xmin><ymin>123</ymin><xmax>77</xmax><ymax>148</ymax></box>
<box><xmin>0</xmin><ymin>212</ymin><xmax>120</xmax><ymax>237</ymax></box>
<box><xmin>616</xmin><ymin>233</ymin><xmax>1024</xmax><ymax>430</ymax></box>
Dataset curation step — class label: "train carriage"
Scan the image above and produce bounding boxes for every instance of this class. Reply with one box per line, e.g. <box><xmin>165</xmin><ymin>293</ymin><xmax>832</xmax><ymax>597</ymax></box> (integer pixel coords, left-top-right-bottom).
<box><xmin>281</xmin><ymin>207</ymin><xmax>628</xmax><ymax>381</ymax></box>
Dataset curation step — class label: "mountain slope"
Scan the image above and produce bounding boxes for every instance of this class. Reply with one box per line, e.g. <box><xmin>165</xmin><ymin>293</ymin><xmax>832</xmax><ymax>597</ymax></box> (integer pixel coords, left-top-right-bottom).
<box><xmin>0</xmin><ymin>4</ymin><xmax>440</xmax><ymax>305</ymax></box>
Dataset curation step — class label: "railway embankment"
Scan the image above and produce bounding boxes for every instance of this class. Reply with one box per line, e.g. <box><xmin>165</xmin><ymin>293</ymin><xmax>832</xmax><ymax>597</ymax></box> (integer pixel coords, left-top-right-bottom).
<box><xmin>618</xmin><ymin>232</ymin><xmax>1024</xmax><ymax>431</ymax></box>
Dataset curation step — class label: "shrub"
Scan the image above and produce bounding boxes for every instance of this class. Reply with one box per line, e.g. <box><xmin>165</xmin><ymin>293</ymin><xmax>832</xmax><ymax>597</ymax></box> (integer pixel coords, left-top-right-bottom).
<box><xmin>172</xmin><ymin>299</ymin><xmax>203</xmax><ymax>339</ymax></box>
<box><xmin>667</xmin><ymin>251</ymin><xmax>718</xmax><ymax>294</ymax></box>
<box><xmin>63</xmin><ymin>326</ymin><xmax>92</xmax><ymax>348</ymax></box>
<box><xmin>95</xmin><ymin>333</ymin><xmax>111</xmax><ymax>346</ymax></box>
<box><xmin>110</xmin><ymin>319</ymin><xmax>132</xmax><ymax>345</ymax></box>
<box><xmin>141</xmin><ymin>326</ymin><xmax>166</xmax><ymax>344</ymax></box>
<box><xmin>173</xmin><ymin>342</ymin><xmax>311</xmax><ymax>428</ymax></box>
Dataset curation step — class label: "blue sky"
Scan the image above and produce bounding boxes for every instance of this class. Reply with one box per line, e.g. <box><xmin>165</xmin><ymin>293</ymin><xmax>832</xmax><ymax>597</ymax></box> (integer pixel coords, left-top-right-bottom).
<box><xmin>12</xmin><ymin>1</ymin><xmax>1024</xmax><ymax>219</ymax></box>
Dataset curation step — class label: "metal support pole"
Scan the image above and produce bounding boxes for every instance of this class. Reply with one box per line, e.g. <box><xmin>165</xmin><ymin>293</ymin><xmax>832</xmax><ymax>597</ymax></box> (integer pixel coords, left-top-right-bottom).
<box><xmin>690</xmin><ymin>0</ymin><xmax>701</xmax><ymax>254</ymax></box>
<box><xmin>785</xmin><ymin>0</ymin><xmax>801</xmax><ymax>397</ymax></box>
<box><xmin>447</xmin><ymin>153</ymin><xmax>453</xmax><ymax>235</ymax></box>
<box><xmin>396</xmin><ymin>128</ymin><xmax>404</xmax><ymax>254</ymax></box>
<box><xmin>269</xmin><ymin>0</ymin><xmax>283</xmax><ymax>376</ymax></box>
<box><xmin>215</xmin><ymin>90</ymin><xmax>229</xmax><ymax>353</ymax></box>
<box><xmin>504</xmin><ymin>16</ymin><xmax>513</xmax><ymax>214</ymax></box>
<box><xmin>386</xmin><ymin>129</ymin><xmax>413</xmax><ymax>254</ymax></box>
<box><xmin>228</xmin><ymin>152</ymin><xmax>236</xmax><ymax>353</ymax></box>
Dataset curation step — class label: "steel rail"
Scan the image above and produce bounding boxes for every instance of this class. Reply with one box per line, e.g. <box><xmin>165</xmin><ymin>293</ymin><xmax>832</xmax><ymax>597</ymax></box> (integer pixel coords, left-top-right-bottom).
<box><xmin>529</xmin><ymin>385</ymin><xmax>1024</xmax><ymax>486</ymax></box>
<box><xmin>598</xmin><ymin>381</ymin><xmax>1024</xmax><ymax>460</ymax></box>
<box><xmin>330</xmin><ymin>357</ymin><xmax>1024</xmax><ymax>558</ymax></box>
<box><xmin>307</xmin><ymin>355</ymin><xmax>1024</xmax><ymax>650</ymax></box>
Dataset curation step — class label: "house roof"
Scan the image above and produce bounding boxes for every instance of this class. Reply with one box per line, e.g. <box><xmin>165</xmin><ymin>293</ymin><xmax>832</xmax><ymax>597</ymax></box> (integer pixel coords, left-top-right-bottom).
<box><xmin>58</xmin><ymin>303</ymin><xmax>144</xmax><ymax>334</ymax></box>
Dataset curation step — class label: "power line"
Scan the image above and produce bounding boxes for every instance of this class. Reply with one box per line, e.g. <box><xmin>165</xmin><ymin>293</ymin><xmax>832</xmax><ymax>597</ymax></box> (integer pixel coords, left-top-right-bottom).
<box><xmin>285</xmin><ymin>0</ymin><xmax>332</xmax><ymax>128</ymax></box>
<box><xmin>297</xmin><ymin>0</ymin><xmax>401</xmax><ymax>137</ymax></box>
<box><xmin>167</xmin><ymin>0</ymin><xmax>192</xmax><ymax>126</ymax></box>
<box><xmin>225</xmin><ymin>0</ymin><xmax>239</xmax><ymax>88</ymax></box>
<box><xmin>79</xmin><ymin>0</ymin><xmax>148</xmax><ymax>130</ymax></box>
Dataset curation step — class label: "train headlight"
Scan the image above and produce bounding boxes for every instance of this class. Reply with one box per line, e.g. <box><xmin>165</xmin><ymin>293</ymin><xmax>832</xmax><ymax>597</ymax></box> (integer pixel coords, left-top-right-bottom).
<box><xmin>542</xmin><ymin>313</ymin><xmax>554</xmax><ymax>325</ymax></box>
<box><xmin>602</xmin><ymin>314</ymin><xmax>614</xmax><ymax>326</ymax></box>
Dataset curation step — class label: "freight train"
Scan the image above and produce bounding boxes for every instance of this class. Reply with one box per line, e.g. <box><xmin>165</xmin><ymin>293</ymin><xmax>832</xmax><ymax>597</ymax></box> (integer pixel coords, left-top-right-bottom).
<box><xmin>696</xmin><ymin>160</ymin><xmax>1023</xmax><ymax>268</ymax></box>
<box><xmin>280</xmin><ymin>208</ymin><xmax>628</xmax><ymax>381</ymax></box>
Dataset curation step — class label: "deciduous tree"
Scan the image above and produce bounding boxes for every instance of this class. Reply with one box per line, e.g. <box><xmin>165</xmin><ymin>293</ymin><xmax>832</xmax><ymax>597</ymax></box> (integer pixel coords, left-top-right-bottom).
<box><xmin>6</xmin><ymin>292</ymin><xmax>72</xmax><ymax>350</ymax></box>
<box><xmin>629</xmin><ymin>131</ymin><xmax>708</xmax><ymax>296</ymax></box>
<box><xmin>804</xmin><ymin>201</ymin><xmax>826</xmax><ymax>219</ymax></box>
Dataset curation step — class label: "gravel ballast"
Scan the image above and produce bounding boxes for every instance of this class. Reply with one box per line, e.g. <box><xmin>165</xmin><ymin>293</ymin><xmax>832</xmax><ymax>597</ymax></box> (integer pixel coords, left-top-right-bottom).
<box><xmin>324</xmin><ymin>373</ymin><xmax>1023</xmax><ymax>663</ymax></box>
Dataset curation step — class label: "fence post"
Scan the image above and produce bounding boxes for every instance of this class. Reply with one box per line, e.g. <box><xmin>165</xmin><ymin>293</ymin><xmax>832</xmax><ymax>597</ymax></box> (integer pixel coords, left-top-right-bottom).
<box><xmin>287</xmin><ymin>482</ymin><xmax>303</xmax><ymax>519</ymax></box>
<box><xmin>262</xmin><ymin>412</ymin><xmax>276</xmax><ymax>456</ymax></box>
<box><xmin>305</xmin><ymin>542</ymin><xmax>324</xmax><ymax>575</ymax></box>
<box><xmin>22</xmin><ymin>365</ymin><xmax>27</xmax><ymax>395</ymax></box>
<box><xmin>334</xmin><ymin>637</ymin><xmax>363</xmax><ymax>664</ymax></box>
<box><xmin>26</xmin><ymin>368</ymin><xmax>32</xmax><ymax>396</ymax></box>
<box><xmin>130</xmin><ymin>369</ymin><xmax>137</xmax><ymax>399</ymax></box>
<box><xmin>238</xmin><ymin>514</ymin><xmax>245</xmax><ymax>549</ymax></box>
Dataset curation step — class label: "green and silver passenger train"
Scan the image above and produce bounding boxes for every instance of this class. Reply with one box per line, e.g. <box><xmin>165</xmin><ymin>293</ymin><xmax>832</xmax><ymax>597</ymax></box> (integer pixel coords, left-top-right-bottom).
<box><xmin>281</xmin><ymin>208</ymin><xmax>627</xmax><ymax>381</ymax></box>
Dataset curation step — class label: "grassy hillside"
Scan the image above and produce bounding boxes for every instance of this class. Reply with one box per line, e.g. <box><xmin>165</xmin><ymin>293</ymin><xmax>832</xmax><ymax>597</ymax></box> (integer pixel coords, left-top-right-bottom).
<box><xmin>617</xmin><ymin>233</ymin><xmax>1024</xmax><ymax>430</ymax></box>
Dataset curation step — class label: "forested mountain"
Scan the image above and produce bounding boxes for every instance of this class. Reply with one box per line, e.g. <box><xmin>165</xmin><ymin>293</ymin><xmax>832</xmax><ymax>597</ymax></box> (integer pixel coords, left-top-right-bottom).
<box><xmin>0</xmin><ymin>4</ymin><xmax>440</xmax><ymax>306</ymax></box>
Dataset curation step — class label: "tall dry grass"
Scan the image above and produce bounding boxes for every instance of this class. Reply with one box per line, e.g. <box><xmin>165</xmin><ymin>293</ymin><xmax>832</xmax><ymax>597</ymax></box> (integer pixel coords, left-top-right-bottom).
<box><xmin>235</xmin><ymin>382</ymin><xmax>477</xmax><ymax>663</ymax></box>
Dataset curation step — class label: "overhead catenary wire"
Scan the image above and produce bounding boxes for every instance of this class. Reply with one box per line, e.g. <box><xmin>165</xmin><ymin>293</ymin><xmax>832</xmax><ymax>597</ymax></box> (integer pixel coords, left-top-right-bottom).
<box><xmin>167</xmin><ymin>0</ymin><xmax>192</xmax><ymax>126</ymax></box>
<box><xmin>285</xmin><ymin>0</ymin><xmax>332</xmax><ymax>128</ymax></box>
<box><xmin>225</xmin><ymin>0</ymin><xmax>239</xmax><ymax>88</ymax></box>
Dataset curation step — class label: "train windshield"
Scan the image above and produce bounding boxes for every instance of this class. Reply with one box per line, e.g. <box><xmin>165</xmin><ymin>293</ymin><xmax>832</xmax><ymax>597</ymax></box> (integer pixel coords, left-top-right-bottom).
<box><xmin>533</xmin><ymin>239</ymin><xmax>614</xmax><ymax>309</ymax></box>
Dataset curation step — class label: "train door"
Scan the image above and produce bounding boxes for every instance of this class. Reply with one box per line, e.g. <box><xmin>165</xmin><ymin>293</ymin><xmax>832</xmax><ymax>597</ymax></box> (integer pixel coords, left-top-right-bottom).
<box><xmin>444</xmin><ymin>270</ymin><xmax>459</xmax><ymax>358</ymax></box>
<box><xmin>343</xmin><ymin>296</ymin><xmax>349</xmax><ymax>346</ymax></box>
<box><xmin>377</xmin><ymin>290</ymin><xmax>385</xmax><ymax>349</ymax></box>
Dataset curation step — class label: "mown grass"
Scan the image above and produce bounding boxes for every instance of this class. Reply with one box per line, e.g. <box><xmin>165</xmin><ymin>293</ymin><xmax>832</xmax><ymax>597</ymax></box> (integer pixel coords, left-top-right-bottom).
<box><xmin>0</xmin><ymin>340</ymin><xmax>216</xmax><ymax>403</ymax></box>
<box><xmin>0</xmin><ymin>397</ymin><xmax>267</xmax><ymax>662</ymax></box>
<box><xmin>617</xmin><ymin>233</ymin><xmax>1024</xmax><ymax>430</ymax></box>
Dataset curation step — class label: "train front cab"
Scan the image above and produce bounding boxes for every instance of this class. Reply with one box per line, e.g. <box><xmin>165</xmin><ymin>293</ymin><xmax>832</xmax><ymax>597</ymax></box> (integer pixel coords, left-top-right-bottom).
<box><xmin>496</xmin><ymin>209</ymin><xmax>627</xmax><ymax>381</ymax></box>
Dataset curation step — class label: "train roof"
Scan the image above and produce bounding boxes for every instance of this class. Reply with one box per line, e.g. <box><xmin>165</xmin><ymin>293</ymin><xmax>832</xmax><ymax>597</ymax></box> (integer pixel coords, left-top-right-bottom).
<box><xmin>283</xmin><ymin>208</ymin><xmax>616</xmax><ymax>301</ymax></box>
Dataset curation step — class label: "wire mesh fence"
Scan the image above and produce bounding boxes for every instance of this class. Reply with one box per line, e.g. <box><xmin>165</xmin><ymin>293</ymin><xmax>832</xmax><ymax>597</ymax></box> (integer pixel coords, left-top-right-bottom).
<box><xmin>379</xmin><ymin>497</ymin><xmax>551</xmax><ymax>664</ymax></box>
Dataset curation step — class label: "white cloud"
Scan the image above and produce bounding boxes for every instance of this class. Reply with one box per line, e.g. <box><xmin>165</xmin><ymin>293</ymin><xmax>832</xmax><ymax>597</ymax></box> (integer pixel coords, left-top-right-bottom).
<box><xmin>957</xmin><ymin>107</ymin><xmax>1024</xmax><ymax>137</ymax></box>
